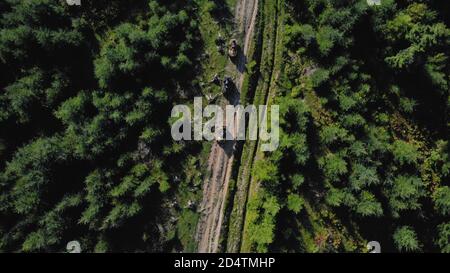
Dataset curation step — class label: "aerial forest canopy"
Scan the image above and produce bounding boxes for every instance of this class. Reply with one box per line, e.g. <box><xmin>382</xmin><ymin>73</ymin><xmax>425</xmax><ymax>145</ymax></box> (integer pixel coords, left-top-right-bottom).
<box><xmin>250</xmin><ymin>0</ymin><xmax>450</xmax><ymax>253</ymax></box>
<box><xmin>0</xmin><ymin>0</ymin><xmax>449</xmax><ymax>253</ymax></box>
<box><xmin>0</xmin><ymin>0</ymin><xmax>202</xmax><ymax>252</ymax></box>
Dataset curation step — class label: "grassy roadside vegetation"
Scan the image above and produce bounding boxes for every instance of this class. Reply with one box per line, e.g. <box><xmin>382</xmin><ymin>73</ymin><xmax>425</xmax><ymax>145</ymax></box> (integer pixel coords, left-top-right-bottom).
<box><xmin>222</xmin><ymin>0</ymin><xmax>281</xmax><ymax>253</ymax></box>
<box><xmin>240</xmin><ymin>0</ymin><xmax>283</xmax><ymax>253</ymax></box>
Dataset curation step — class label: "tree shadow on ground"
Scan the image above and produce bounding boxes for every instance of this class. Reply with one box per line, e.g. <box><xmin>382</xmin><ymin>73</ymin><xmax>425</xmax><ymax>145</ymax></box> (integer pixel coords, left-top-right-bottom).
<box><xmin>209</xmin><ymin>0</ymin><xmax>234</xmax><ymax>28</ymax></box>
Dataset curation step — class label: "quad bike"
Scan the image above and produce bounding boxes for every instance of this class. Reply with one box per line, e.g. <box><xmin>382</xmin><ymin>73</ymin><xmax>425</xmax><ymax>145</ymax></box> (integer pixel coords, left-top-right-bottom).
<box><xmin>228</xmin><ymin>39</ymin><xmax>238</xmax><ymax>58</ymax></box>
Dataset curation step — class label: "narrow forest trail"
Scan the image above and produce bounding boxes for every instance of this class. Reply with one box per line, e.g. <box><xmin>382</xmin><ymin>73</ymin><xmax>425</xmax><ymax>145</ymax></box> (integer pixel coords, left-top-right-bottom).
<box><xmin>195</xmin><ymin>0</ymin><xmax>259</xmax><ymax>253</ymax></box>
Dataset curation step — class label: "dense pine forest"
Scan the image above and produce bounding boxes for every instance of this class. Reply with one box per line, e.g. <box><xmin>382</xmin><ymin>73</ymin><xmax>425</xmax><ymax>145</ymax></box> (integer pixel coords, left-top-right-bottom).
<box><xmin>0</xmin><ymin>0</ymin><xmax>449</xmax><ymax>253</ymax></box>
<box><xmin>0</xmin><ymin>0</ymin><xmax>205</xmax><ymax>252</ymax></box>
<box><xmin>238</xmin><ymin>0</ymin><xmax>450</xmax><ymax>253</ymax></box>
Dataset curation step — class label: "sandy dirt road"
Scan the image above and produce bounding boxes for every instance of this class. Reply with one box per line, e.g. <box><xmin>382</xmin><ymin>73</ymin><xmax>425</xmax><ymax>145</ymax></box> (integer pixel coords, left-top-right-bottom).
<box><xmin>195</xmin><ymin>0</ymin><xmax>259</xmax><ymax>253</ymax></box>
